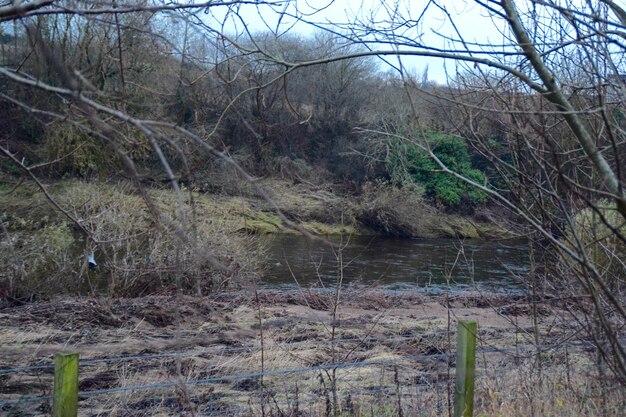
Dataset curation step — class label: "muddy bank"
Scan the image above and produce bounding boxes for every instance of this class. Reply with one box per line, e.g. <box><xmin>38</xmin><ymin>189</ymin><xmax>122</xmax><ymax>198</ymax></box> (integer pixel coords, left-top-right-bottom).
<box><xmin>2</xmin><ymin>290</ymin><xmax>617</xmax><ymax>417</ymax></box>
<box><xmin>1</xmin><ymin>290</ymin><xmax>550</xmax><ymax>362</ymax></box>
<box><xmin>0</xmin><ymin>290</ymin><xmax>564</xmax><ymax>390</ymax></box>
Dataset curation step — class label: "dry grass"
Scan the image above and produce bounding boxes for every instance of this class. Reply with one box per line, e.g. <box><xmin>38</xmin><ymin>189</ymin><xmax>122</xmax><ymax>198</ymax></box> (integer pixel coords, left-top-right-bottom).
<box><xmin>0</xmin><ymin>180</ymin><xmax>267</xmax><ymax>299</ymax></box>
<box><xmin>0</xmin><ymin>175</ymin><xmax>374</xmax><ymax>300</ymax></box>
<box><xmin>1</xmin><ymin>290</ymin><xmax>622</xmax><ymax>416</ymax></box>
<box><xmin>357</xmin><ymin>182</ymin><xmax>506</xmax><ymax>239</ymax></box>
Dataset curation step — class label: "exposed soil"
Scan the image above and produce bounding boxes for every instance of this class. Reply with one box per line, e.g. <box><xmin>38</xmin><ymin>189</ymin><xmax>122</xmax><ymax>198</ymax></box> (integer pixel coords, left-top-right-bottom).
<box><xmin>0</xmin><ymin>291</ymin><xmax>556</xmax><ymax>362</ymax></box>
<box><xmin>0</xmin><ymin>289</ymin><xmax>578</xmax><ymax>416</ymax></box>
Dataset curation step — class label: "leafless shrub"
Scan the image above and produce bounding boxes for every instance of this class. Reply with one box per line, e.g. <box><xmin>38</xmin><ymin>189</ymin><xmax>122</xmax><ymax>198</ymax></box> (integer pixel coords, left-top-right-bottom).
<box><xmin>0</xmin><ymin>181</ymin><xmax>264</xmax><ymax>301</ymax></box>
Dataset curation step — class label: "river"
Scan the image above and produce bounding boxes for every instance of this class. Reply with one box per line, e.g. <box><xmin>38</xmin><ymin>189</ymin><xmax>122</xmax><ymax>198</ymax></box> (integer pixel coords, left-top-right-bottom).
<box><xmin>262</xmin><ymin>235</ymin><xmax>530</xmax><ymax>294</ymax></box>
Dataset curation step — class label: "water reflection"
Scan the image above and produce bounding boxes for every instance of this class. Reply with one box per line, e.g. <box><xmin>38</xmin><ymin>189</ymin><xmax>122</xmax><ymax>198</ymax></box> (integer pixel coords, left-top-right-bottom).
<box><xmin>263</xmin><ymin>235</ymin><xmax>529</xmax><ymax>294</ymax></box>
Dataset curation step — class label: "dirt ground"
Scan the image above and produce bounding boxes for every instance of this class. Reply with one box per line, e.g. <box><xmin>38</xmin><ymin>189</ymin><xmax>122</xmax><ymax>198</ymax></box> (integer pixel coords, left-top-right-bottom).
<box><xmin>0</xmin><ymin>290</ymin><xmax>557</xmax><ymax>365</ymax></box>
<box><xmin>1</xmin><ymin>289</ymin><xmax>587</xmax><ymax>416</ymax></box>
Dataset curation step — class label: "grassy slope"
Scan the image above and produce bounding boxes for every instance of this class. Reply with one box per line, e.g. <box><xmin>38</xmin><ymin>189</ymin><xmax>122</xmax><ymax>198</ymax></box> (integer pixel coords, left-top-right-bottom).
<box><xmin>0</xmin><ymin>178</ymin><xmax>510</xmax><ymax>299</ymax></box>
<box><xmin>0</xmin><ymin>177</ymin><xmax>509</xmax><ymax>238</ymax></box>
<box><xmin>214</xmin><ymin>177</ymin><xmax>510</xmax><ymax>238</ymax></box>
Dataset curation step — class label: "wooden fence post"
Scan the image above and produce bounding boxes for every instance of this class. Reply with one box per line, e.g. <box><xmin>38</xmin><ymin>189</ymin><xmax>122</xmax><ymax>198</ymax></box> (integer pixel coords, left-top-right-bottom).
<box><xmin>53</xmin><ymin>352</ymin><xmax>79</xmax><ymax>417</ymax></box>
<box><xmin>454</xmin><ymin>320</ymin><xmax>477</xmax><ymax>417</ymax></box>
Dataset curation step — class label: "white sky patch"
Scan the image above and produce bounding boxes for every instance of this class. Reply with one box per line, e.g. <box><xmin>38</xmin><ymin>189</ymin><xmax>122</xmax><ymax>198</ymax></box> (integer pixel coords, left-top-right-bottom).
<box><xmin>202</xmin><ymin>1</ymin><xmax>512</xmax><ymax>83</ymax></box>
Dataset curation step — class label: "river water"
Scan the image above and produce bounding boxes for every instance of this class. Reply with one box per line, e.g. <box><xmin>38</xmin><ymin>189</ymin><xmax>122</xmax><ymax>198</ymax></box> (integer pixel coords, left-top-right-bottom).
<box><xmin>262</xmin><ymin>235</ymin><xmax>530</xmax><ymax>294</ymax></box>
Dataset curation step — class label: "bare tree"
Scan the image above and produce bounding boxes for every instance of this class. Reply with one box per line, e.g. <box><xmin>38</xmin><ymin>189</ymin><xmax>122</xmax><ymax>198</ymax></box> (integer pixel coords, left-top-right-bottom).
<box><xmin>0</xmin><ymin>0</ymin><xmax>315</xmax><ymax>298</ymax></box>
<box><xmin>1</xmin><ymin>0</ymin><xmax>624</xmax><ymax>384</ymax></box>
<box><xmin>325</xmin><ymin>0</ymin><xmax>626</xmax><ymax>382</ymax></box>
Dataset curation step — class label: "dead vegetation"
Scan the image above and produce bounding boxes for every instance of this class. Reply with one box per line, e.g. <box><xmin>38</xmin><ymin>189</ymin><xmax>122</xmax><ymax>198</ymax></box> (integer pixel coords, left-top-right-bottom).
<box><xmin>0</xmin><ymin>177</ymin><xmax>510</xmax><ymax>302</ymax></box>
<box><xmin>0</xmin><ymin>180</ymin><xmax>265</xmax><ymax>301</ymax></box>
<box><xmin>1</xmin><ymin>289</ymin><xmax>622</xmax><ymax>416</ymax></box>
<box><xmin>357</xmin><ymin>182</ymin><xmax>507</xmax><ymax>239</ymax></box>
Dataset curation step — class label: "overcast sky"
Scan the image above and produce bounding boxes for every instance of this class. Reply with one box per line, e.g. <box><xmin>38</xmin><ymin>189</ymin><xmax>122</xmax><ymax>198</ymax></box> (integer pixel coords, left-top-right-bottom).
<box><xmin>205</xmin><ymin>0</ymin><xmax>508</xmax><ymax>83</ymax></box>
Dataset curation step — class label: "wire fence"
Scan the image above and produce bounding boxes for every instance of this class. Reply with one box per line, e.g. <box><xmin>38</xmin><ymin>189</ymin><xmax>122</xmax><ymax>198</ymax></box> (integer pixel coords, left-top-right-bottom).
<box><xmin>0</xmin><ymin>331</ymin><xmax>607</xmax><ymax>375</ymax></box>
<box><xmin>1</xmin><ymin>334</ymin><xmax>623</xmax><ymax>416</ymax></box>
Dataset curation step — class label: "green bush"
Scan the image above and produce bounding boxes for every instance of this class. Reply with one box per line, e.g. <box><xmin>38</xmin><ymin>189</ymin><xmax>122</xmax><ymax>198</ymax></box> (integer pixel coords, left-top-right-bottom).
<box><xmin>387</xmin><ymin>132</ymin><xmax>489</xmax><ymax>207</ymax></box>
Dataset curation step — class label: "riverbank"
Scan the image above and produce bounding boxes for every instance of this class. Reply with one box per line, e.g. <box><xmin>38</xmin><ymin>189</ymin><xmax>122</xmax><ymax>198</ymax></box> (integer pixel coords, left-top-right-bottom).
<box><xmin>1</xmin><ymin>289</ymin><xmax>620</xmax><ymax>416</ymax></box>
<box><xmin>0</xmin><ymin>177</ymin><xmax>509</xmax><ymax>238</ymax></box>
<box><xmin>225</xmin><ymin>177</ymin><xmax>511</xmax><ymax>239</ymax></box>
<box><xmin>0</xmin><ymin>290</ymin><xmax>540</xmax><ymax>366</ymax></box>
<box><xmin>0</xmin><ymin>177</ymin><xmax>513</xmax><ymax>299</ymax></box>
